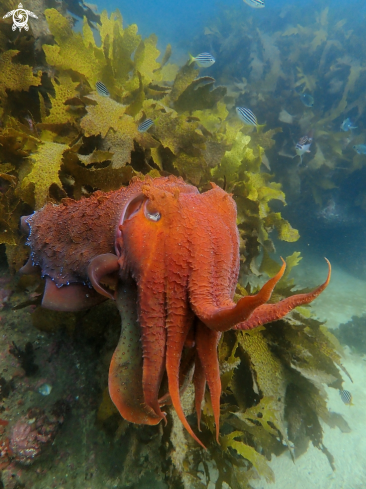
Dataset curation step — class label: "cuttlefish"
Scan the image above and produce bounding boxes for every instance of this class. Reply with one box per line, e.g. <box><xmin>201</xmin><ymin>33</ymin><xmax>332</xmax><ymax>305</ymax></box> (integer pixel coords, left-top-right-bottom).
<box><xmin>20</xmin><ymin>176</ymin><xmax>330</xmax><ymax>448</ymax></box>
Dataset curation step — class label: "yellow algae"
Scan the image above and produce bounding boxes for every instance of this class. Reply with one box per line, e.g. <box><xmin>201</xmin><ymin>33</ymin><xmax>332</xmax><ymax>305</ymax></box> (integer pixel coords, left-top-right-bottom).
<box><xmin>111</xmin><ymin>23</ymin><xmax>141</xmax><ymax>85</ymax></box>
<box><xmin>0</xmin><ymin>50</ymin><xmax>41</xmax><ymax>100</ymax></box>
<box><xmin>80</xmin><ymin>94</ymin><xmax>128</xmax><ymax>138</ymax></box>
<box><xmin>265</xmin><ymin>212</ymin><xmax>300</xmax><ymax>242</ymax></box>
<box><xmin>192</xmin><ymin>101</ymin><xmax>229</xmax><ymax>132</ymax></box>
<box><xmin>134</xmin><ymin>34</ymin><xmax>161</xmax><ymax>85</ymax></box>
<box><xmin>97</xmin><ymin>10</ymin><xmax>124</xmax><ymax>60</ymax></box>
<box><xmin>159</xmin><ymin>63</ymin><xmax>179</xmax><ymax>82</ymax></box>
<box><xmin>102</xmin><ymin>126</ymin><xmax>137</xmax><ymax>169</ymax></box>
<box><xmin>0</xmin><ymin>118</ymin><xmax>40</xmax><ymax>157</ymax></box>
<box><xmin>153</xmin><ymin>112</ymin><xmax>205</xmax><ymax>155</ymax></box>
<box><xmin>20</xmin><ymin>141</ymin><xmax>67</xmax><ymax>209</ymax></box>
<box><xmin>221</xmin><ymin>431</ymin><xmax>274</xmax><ymax>483</ymax></box>
<box><xmin>77</xmin><ymin>149</ymin><xmax>114</xmax><ymax>166</ymax></box>
<box><xmin>169</xmin><ymin>62</ymin><xmax>199</xmax><ymax>103</ymax></box>
<box><xmin>44</xmin><ymin>74</ymin><xmax>80</xmax><ymax>125</ymax></box>
<box><xmin>173</xmin><ymin>152</ymin><xmax>208</xmax><ymax>186</ymax></box>
<box><xmin>295</xmin><ymin>66</ymin><xmax>316</xmax><ymax>92</ymax></box>
<box><xmin>125</xmin><ymin>72</ymin><xmax>145</xmax><ymax>117</ymax></box>
<box><xmin>43</xmin><ymin>9</ymin><xmax>105</xmax><ymax>86</ymax></box>
<box><xmin>150</xmin><ymin>147</ymin><xmax>163</xmax><ymax>170</ymax></box>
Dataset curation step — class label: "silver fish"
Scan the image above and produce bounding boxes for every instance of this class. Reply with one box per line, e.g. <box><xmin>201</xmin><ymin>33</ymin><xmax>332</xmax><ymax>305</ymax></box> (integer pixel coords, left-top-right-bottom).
<box><xmin>300</xmin><ymin>93</ymin><xmax>314</xmax><ymax>107</ymax></box>
<box><xmin>353</xmin><ymin>144</ymin><xmax>366</xmax><ymax>155</ymax></box>
<box><xmin>339</xmin><ymin>389</ymin><xmax>353</xmax><ymax>405</ymax></box>
<box><xmin>340</xmin><ymin>118</ymin><xmax>357</xmax><ymax>132</ymax></box>
<box><xmin>243</xmin><ymin>0</ymin><xmax>265</xmax><ymax>7</ymax></box>
<box><xmin>295</xmin><ymin>135</ymin><xmax>312</xmax><ymax>164</ymax></box>
<box><xmin>236</xmin><ymin>107</ymin><xmax>257</xmax><ymax>126</ymax></box>
<box><xmin>188</xmin><ymin>53</ymin><xmax>215</xmax><ymax>68</ymax></box>
<box><xmin>138</xmin><ymin>118</ymin><xmax>154</xmax><ymax>133</ymax></box>
<box><xmin>96</xmin><ymin>81</ymin><xmax>110</xmax><ymax>97</ymax></box>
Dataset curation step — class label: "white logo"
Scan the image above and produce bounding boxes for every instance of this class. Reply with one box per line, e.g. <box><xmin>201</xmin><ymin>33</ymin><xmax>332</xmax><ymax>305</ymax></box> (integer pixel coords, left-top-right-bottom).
<box><xmin>3</xmin><ymin>3</ymin><xmax>38</xmax><ymax>32</ymax></box>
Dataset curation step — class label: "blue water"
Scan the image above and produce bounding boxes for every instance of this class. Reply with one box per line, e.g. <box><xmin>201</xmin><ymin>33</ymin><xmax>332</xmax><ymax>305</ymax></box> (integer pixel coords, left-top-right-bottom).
<box><xmin>103</xmin><ymin>0</ymin><xmax>366</xmax><ymax>43</ymax></box>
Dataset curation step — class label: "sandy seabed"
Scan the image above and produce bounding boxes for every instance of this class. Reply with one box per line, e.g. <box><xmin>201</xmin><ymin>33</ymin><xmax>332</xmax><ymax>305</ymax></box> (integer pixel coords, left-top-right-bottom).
<box><xmin>251</xmin><ymin>255</ymin><xmax>366</xmax><ymax>489</ymax></box>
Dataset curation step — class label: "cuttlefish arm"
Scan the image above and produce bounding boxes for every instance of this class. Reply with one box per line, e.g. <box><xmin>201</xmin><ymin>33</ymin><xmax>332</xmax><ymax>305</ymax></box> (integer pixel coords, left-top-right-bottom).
<box><xmin>109</xmin><ymin>277</ymin><xmax>162</xmax><ymax>425</ymax></box>
<box><xmin>234</xmin><ymin>258</ymin><xmax>331</xmax><ymax>331</ymax></box>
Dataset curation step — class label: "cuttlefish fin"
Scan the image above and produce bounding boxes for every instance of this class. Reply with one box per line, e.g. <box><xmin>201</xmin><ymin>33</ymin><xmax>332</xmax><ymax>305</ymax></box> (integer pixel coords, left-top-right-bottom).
<box><xmin>42</xmin><ymin>278</ymin><xmax>106</xmax><ymax>311</ymax></box>
<box><xmin>19</xmin><ymin>257</ymin><xmax>40</xmax><ymax>275</ymax></box>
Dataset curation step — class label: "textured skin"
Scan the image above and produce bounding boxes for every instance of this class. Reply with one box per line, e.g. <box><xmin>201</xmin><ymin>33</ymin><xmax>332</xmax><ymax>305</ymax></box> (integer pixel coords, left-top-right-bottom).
<box><xmin>24</xmin><ymin>176</ymin><xmax>196</xmax><ymax>287</ymax></box>
<box><xmin>21</xmin><ymin>176</ymin><xmax>331</xmax><ymax>448</ymax></box>
<box><xmin>109</xmin><ymin>279</ymin><xmax>161</xmax><ymax>425</ymax></box>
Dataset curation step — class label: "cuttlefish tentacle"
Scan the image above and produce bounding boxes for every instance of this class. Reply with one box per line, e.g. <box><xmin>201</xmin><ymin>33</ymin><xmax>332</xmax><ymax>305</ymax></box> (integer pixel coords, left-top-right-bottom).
<box><xmin>158</xmin><ymin>346</ymin><xmax>196</xmax><ymax>406</ymax></box>
<box><xmin>193</xmin><ymin>351</ymin><xmax>206</xmax><ymax>432</ymax></box>
<box><xmin>139</xmin><ymin>279</ymin><xmax>167</xmax><ymax>422</ymax></box>
<box><xmin>195</xmin><ymin>320</ymin><xmax>222</xmax><ymax>443</ymax></box>
<box><xmin>234</xmin><ymin>258</ymin><xmax>331</xmax><ymax>331</ymax></box>
<box><xmin>164</xmin><ymin>274</ymin><xmax>202</xmax><ymax>447</ymax></box>
<box><xmin>193</xmin><ymin>258</ymin><xmax>286</xmax><ymax>332</ymax></box>
<box><xmin>109</xmin><ymin>278</ymin><xmax>161</xmax><ymax>425</ymax></box>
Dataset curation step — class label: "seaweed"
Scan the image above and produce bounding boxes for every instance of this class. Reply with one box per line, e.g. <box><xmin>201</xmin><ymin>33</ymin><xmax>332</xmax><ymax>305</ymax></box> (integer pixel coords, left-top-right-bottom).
<box><xmin>199</xmin><ymin>3</ymin><xmax>366</xmax><ymax>211</ymax></box>
<box><xmin>0</xmin><ymin>5</ymin><xmax>350</xmax><ymax>488</ymax></box>
<box><xmin>333</xmin><ymin>314</ymin><xmax>366</xmax><ymax>354</ymax></box>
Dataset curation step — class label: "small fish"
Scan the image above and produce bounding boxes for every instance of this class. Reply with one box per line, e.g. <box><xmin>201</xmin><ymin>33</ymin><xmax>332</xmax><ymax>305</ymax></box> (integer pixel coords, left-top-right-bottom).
<box><xmin>236</xmin><ymin>107</ymin><xmax>257</xmax><ymax>126</ymax></box>
<box><xmin>300</xmin><ymin>93</ymin><xmax>314</xmax><ymax>107</ymax></box>
<box><xmin>38</xmin><ymin>383</ymin><xmax>52</xmax><ymax>396</ymax></box>
<box><xmin>96</xmin><ymin>81</ymin><xmax>110</xmax><ymax>97</ymax></box>
<box><xmin>339</xmin><ymin>389</ymin><xmax>353</xmax><ymax>405</ymax></box>
<box><xmin>340</xmin><ymin>118</ymin><xmax>357</xmax><ymax>132</ymax></box>
<box><xmin>138</xmin><ymin>118</ymin><xmax>154</xmax><ymax>133</ymax></box>
<box><xmin>353</xmin><ymin>144</ymin><xmax>366</xmax><ymax>155</ymax></box>
<box><xmin>243</xmin><ymin>0</ymin><xmax>265</xmax><ymax>7</ymax></box>
<box><xmin>295</xmin><ymin>135</ymin><xmax>313</xmax><ymax>164</ymax></box>
<box><xmin>188</xmin><ymin>53</ymin><xmax>215</xmax><ymax>68</ymax></box>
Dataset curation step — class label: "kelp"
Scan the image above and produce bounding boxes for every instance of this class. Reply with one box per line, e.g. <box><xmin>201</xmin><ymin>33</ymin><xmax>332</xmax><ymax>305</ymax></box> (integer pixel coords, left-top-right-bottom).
<box><xmin>200</xmin><ymin>3</ymin><xmax>366</xmax><ymax>211</ymax></box>
<box><xmin>0</xmin><ymin>5</ymin><xmax>350</xmax><ymax>489</ymax></box>
<box><xmin>199</xmin><ymin>264</ymin><xmax>349</xmax><ymax>484</ymax></box>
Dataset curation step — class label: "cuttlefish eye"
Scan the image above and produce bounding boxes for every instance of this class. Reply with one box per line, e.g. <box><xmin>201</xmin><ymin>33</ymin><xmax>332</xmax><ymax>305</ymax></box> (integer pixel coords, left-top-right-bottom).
<box><xmin>144</xmin><ymin>200</ymin><xmax>161</xmax><ymax>222</ymax></box>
